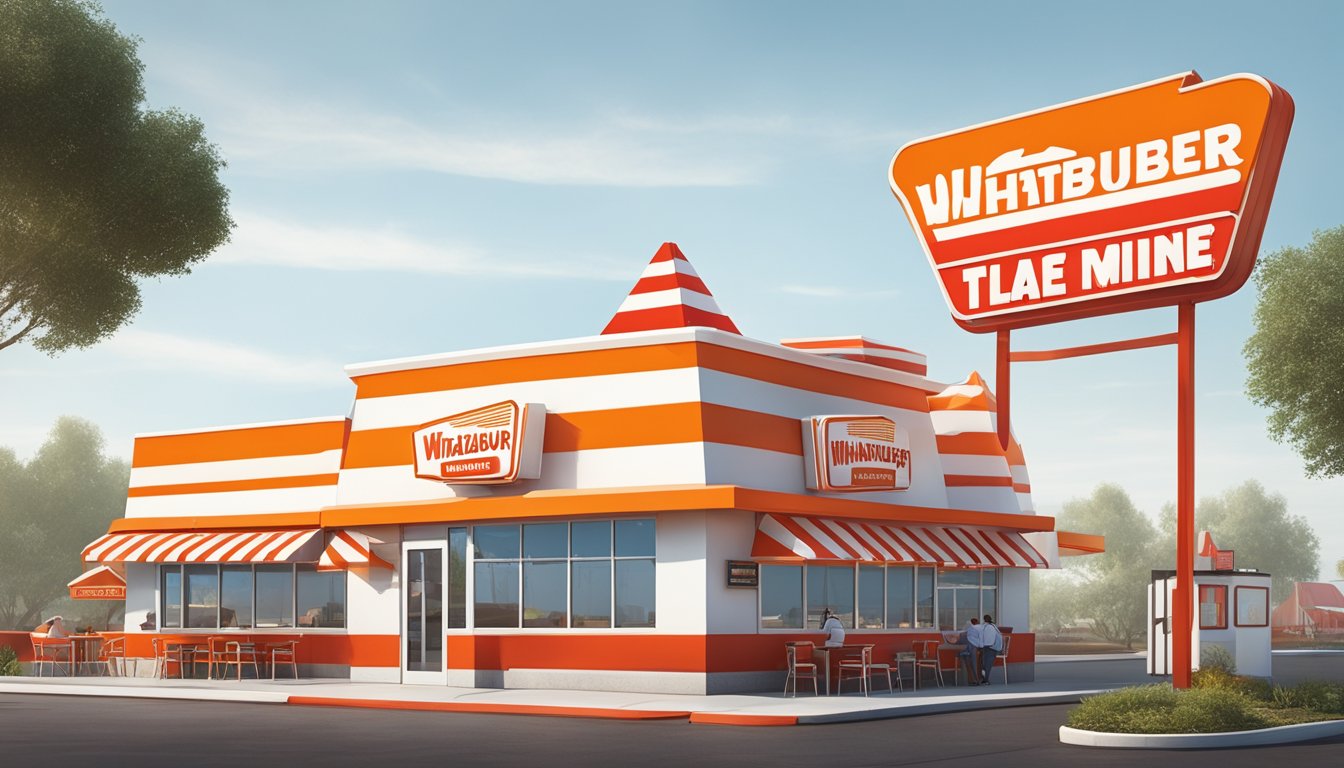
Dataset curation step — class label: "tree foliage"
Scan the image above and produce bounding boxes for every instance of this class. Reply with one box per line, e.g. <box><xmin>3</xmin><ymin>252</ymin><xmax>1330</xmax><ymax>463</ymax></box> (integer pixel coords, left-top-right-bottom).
<box><xmin>0</xmin><ymin>0</ymin><xmax>232</xmax><ymax>354</ymax></box>
<box><xmin>1191</xmin><ymin>481</ymin><xmax>1318</xmax><ymax>604</ymax></box>
<box><xmin>1056</xmin><ymin>484</ymin><xmax>1165</xmax><ymax>650</ymax></box>
<box><xmin>0</xmin><ymin>417</ymin><xmax>128</xmax><ymax>629</ymax></box>
<box><xmin>1244</xmin><ymin>226</ymin><xmax>1344</xmax><ymax>478</ymax></box>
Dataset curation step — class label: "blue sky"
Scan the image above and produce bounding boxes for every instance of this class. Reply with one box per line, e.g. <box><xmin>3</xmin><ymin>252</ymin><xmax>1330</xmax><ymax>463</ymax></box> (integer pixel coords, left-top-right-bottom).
<box><xmin>3</xmin><ymin>0</ymin><xmax>1342</xmax><ymax>577</ymax></box>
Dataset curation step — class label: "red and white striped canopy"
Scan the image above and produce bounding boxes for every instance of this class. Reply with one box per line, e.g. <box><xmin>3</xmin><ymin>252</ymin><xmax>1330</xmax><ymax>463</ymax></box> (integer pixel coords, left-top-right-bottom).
<box><xmin>750</xmin><ymin>514</ymin><xmax>1047</xmax><ymax>568</ymax></box>
<box><xmin>318</xmin><ymin>530</ymin><xmax>393</xmax><ymax>571</ymax></box>
<box><xmin>82</xmin><ymin>529</ymin><xmax>320</xmax><ymax>564</ymax></box>
<box><xmin>602</xmin><ymin>242</ymin><xmax>741</xmax><ymax>335</ymax></box>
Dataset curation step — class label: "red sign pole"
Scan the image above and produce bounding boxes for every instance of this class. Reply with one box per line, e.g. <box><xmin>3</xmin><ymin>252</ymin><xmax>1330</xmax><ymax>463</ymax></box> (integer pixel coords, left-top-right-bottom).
<box><xmin>996</xmin><ymin>330</ymin><xmax>1011</xmax><ymax>451</ymax></box>
<box><xmin>1173</xmin><ymin>302</ymin><xmax>1196</xmax><ymax>688</ymax></box>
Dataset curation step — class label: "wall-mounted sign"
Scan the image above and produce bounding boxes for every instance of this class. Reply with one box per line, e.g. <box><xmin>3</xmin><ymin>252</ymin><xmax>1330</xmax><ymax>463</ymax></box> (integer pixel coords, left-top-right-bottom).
<box><xmin>67</xmin><ymin>565</ymin><xmax>126</xmax><ymax>600</ymax></box>
<box><xmin>802</xmin><ymin>415</ymin><xmax>911</xmax><ymax>492</ymax></box>
<box><xmin>412</xmin><ymin>400</ymin><xmax>546</xmax><ymax>484</ymax></box>
<box><xmin>726</xmin><ymin>560</ymin><xmax>759</xmax><ymax>588</ymax></box>
<box><xmin>889</xmin><ymin>72</ymin><xmax>1293</xmax><ymax>332</ymax></box>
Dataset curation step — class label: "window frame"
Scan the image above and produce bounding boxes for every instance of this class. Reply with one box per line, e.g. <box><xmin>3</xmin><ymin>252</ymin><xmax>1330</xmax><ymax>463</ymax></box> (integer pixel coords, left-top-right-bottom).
<box><xmin>1199</xmin><ymin>584</ymin><xmax>1229</xmax><ymax>630</ymax></box>
<box><xmin>1234</xmin><ymin>585</ymin><xmax>1270</xmax><ymax>628</ymax></box>
<box><xmin>156</xmin><ymin>562</ymin><xmax>347</xmax><ymax>632</ymax></box>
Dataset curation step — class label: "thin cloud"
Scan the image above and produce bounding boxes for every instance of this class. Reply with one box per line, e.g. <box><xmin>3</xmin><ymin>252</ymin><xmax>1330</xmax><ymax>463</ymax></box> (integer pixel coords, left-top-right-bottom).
<box><xmin>102</xmin><ymin>329</ymin><xmax>340</xmax><ymax>385</ymax></box>
<box><xmin>212</xmin><ymin>211</ymin><xmax>630</xmax><ymax>279</ymax></box>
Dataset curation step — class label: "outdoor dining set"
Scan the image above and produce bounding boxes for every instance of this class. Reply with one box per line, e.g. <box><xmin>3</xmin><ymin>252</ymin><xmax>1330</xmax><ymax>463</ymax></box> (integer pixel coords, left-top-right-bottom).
<box><xmin>29</xmin><ymin>633</ymin><xmax>302</xmax><ymax>681</ymax></box>
<box><xmin>783</xmin><ymin>635</ymin><xmax>1012</xmax><ymax>696</ymax></box>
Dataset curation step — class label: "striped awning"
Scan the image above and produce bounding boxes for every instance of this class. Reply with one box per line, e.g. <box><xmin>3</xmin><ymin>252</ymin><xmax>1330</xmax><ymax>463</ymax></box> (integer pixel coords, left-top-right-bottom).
<box><xmin>318</xmin><ymin>530</ymin><xmax>393</xmax><ymax>571</ymax></box>
<box><xmin>751</xmin><ymin>513</ymin><xmax>1048</xmax><ymax>568</ymax></box>
<box><xmin>82</xmin><ymin>529</ymin><xmax>321</xmax><ymax>564</ymax></box>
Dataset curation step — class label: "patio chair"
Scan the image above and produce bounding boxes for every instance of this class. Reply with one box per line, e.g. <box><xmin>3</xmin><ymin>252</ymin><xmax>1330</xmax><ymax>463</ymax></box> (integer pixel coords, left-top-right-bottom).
<box><xmin>837</xmin><ymin>644</ymin><xmax>896</xmax><ymax>696</ymax></box>
<box><xmin>986</xmin><ymin>635</ymin><xmax>1011</xmax><ymax>685</ymax></box>
<box><xmin>30</xmin><ymin>634</ymin><xmax>73</xmax><ymax>677</ymax></box>
<box><xmin>210</xmin><ymin>636</ymin><xmax>260</xmax><ymax>681</ymax></box>
<box><xmin>152</xmin><ymin>636</ymin><xmax>191</xmax><ymax>679</ymax></box>
<box><xmin>97</xmin><ymin>635</ymin><xmax>126</xmax><ymax>677</ymax></box>
<box><xmin>912</xmin><ymin>640</ymin><xmax>944</xmax><ymax>688</ymax></box>
<box><xmin>269</xmin><ymin>639</ymin><xmax>299</xmax><ymax>680</ymax></box>
<box><xmin>782</xmin><ymin>641</ymin><xmax>818</xmax><ymax>697</ymax></box>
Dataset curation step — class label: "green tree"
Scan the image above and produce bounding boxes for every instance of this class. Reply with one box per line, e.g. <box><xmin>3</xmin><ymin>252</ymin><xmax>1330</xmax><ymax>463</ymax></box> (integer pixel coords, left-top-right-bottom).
<box><xmin>1187</xmin><ymin>481</ymin><xmax>1318</xmax><ymax>604</ymax></box>
<box><xmin>1244</xmin><ymin>226</ymin><xmax>1344</xmax><ymax>478</ymax></box>
<box><xmin>1337</xmin><ymin>558</ymin><xmax>1343</xmax><ymax>581</ymax></box>
<box><xmin>0</xmin><ymin>417</ymin><xmax>128</xmax><ymax>629</ymax></box>
<box><xmin>1057</xmin><ymin>484</ymin><xmax>1164</xmax><ymax>650</ymax></box>
<box><xmin>0</xmin><ymin>0</ymin><xmax>232</xmax><ymax>354</ymax></box>
<box><xmin>1029</xmin><ymin>571</ymin><xmax>1079</xmax><ymax>641</ymax></box>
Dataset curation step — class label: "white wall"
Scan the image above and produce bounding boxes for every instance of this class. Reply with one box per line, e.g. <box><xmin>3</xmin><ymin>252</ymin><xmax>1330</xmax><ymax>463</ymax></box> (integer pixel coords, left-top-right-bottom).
<box><xmin>123</xmin><ymin>562</ymin><xmax>156</xmax><ymax>632</ymax></box>
<box><xmin>346</xmin><ymin>525</ymin><xmax>401</xmax><ymax>636</ymax></box>
<box><xmin>655</xmin><ymin>511</ymin><xmax>708</xmax><ymax>634</ymax></box>
<box><xmin>999</xmin><ymin>567</ymin><xmax>1030</xmax><ymax>631</ymax></box>
<box><xmin>704</xmin><ymin>509</ymin><xmax>759</xmax><ymax>634</ymax></box>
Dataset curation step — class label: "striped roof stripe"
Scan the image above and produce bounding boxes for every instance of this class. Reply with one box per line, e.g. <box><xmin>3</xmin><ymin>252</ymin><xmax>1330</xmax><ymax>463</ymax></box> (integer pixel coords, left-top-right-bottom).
<box><xmin>779</xmin><ymin>336</ymin><xmax>928</xmax><ymax>376</ymax></box>
<box><xmin>82</xmin><ymin>529</ymin><xmax>320</xmax><ymax>564</ymax></box>
<box><xmin>750</xmin><ymin>513</ymin><xmax>1048</xmax><ymax>568</ymax></box>
<box><xmin>602</xmin><ymin>243</ymin><xmax>740</xmax><ymax>335</ymax></box>
<box><xmin>318</xmin><ymin>530</ymin><xmax>394</xmax><ymax>571</ymax></box>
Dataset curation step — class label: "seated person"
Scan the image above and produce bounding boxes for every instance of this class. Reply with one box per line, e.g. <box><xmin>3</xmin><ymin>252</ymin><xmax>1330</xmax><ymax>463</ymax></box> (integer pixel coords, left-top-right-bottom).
<box><xmin>139</xmin><ymin>611</ymin><xmax>156</xmax><ymax>631</ymax></box>
<box><xmin>977</xmin><ymin>614</ymin><xmax>1005</xmax><ymax>684</ymax></box>
<box><xmin>957</xmin><ymin>617</ymin><xmax>982</xmax><ymax>685</ymax></box>
<box><xmin>35</xmin><ymin>615</ymin><xmax>69</xmax><ymax>638</ymax></box>
<box><xmin>820</xmin><ymin>609</ymin><xmax>845</xmax><ymax>647</ymax></box>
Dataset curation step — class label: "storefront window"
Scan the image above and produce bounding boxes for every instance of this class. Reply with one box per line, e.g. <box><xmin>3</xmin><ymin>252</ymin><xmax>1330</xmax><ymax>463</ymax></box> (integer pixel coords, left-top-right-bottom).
<box><xmin>296</xmin><ymin>566</ymin><xmax>345</xmax><ymax>628</ymax></box>
<box><xmin>760</xmin><ymin>565</ymin><xmax>804</xmax><ymax>629</ymax></box>
<box><xmin>185</xmin><ymin>564</ymin><xmax>218</xmax><ymax>628</ymax></box>
<box><xmin>1199</xmin><ymin>585</ymin><xmax>1227</xmax><ymax>629</ymax></box>
<box><xmin>807</xmin><ymin>565</ymin><xmax>855</xmax><ymax>629</ymax></box>
<box><xmin>255</xmin><ymin>564</ymin><xmax>294</xmax><ymax>628</ymax></box>
<box><xmin>161</xmin><ymin>565</ymin><xmax>182</xmax><ymax>629</ymax></box>
<box><xmin>936</xmin><ymin>568</ymin><xmax>996</xmax><ymax>631</ymax></box>
<box><xmin>615</xmin><ymin>559</ymin><xmax>655</xmax><ymax>627</ymax></box>
<box><xmin>886</xmin><ymin>567</ymin><xmax>915</xmax><ymax>628</ymax></box>
<box><xmin>916</xmin><ymin>568</ymin><xmax>935</xmax><ymax>627</ymax></box>
<box><xmin>156</xmin><ymin>563</ymin><xmax>344</xmax><ymax>631</ymax></box>
<box><xmin>471</xmin><ymin>519</ymin><xmax>655</xmax><ymax>629</ymax></box>
<box><xmin>857</xmin><ymin>566</ymin><xmax>884</xmax><ymax>629</ymax></box>
<box><xmin>220</xmin><ymin>565</ymin><xmax>253</xmax><ymax>628</ymax></box>
<box><xmin>447</xmin><ymin>528</ymin><xmax>467</xmax><ymax>629</ymax></box>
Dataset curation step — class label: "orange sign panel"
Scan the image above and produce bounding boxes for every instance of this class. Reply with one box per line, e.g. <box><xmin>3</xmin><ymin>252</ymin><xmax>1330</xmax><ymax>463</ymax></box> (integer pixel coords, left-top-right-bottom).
<box><xmin>412</xmin><ymin>401</ymin><xmax>546</xmax><ymax>484</ymax></box>
<box><xmin>802</xmin><ymin>415</ymin><xmax>912</xmax><ymax>493</ymax></box>
<box><xmin>889</xmin><ymin>72</ymin><xmax>1293</xmax><ymax>331</ymax></box>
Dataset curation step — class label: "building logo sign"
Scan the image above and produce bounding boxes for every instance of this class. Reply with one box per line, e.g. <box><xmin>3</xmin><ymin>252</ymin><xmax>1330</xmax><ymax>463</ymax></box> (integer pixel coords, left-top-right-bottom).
<box><xmin>412</xmin><ymin>401</ymin><xmax>546</xmax><ymax>484</ymax></box>
<box><xmin>70</xmin><ymin>585</ymin><xmax>125</xmax><ymax>600</ymax></box>
<box><xmin>802</xmin><ymin>415</ymin><xmax>911</xmax><ymax>492</ymax></box>
<box><xmin>889</xmin><ymin>72</ymin><xmax>1293</xmax><ymax>331</ymax></box>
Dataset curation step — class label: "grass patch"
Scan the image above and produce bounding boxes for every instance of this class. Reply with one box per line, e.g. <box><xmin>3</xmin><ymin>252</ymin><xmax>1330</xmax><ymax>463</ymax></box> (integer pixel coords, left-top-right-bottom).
<box><xmin>1068</xmin><ymin>679</ymin><xmax>1344</xmax><ymax>734</ymax></box>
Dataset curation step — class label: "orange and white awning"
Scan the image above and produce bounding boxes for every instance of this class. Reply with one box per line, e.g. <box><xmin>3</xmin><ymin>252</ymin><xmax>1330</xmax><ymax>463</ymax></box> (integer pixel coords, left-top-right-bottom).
<box><xmin>318</xmin><ymin>530</ymin><xmax>393</xmax><ymax>571</ymax></box>
<box><xmin>750</xmin><ymin>513</ymin><xmax>1048</xmax><ymax>568</ymax></box>
<box><xmin>82</xmin><ymin>529</ymin><xmax>320</xmax><ymax>564</ymax></box>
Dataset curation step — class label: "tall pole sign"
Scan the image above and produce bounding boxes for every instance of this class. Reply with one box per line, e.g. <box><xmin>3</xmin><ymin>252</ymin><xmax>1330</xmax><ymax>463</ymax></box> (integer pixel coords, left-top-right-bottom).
<box><xmin>889</xmin><ymin>72</ymin><xmax>1293</xmax><ymax>689</ymax></box>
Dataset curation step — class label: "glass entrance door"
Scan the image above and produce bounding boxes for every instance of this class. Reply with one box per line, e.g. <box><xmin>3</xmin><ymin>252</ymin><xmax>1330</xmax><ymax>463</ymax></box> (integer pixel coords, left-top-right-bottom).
<box><xmin>402</xmin><ymin>543</ymin><xmax>446</xmax><ymax>684</ymax></box>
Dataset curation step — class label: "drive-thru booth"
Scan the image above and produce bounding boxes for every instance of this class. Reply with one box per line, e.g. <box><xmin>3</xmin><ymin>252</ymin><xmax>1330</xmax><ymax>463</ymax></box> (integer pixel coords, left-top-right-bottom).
<box><xmin>77</xmin><ymin>243</ymin><xmax>1102</xmax><ymax>693</ymax></box>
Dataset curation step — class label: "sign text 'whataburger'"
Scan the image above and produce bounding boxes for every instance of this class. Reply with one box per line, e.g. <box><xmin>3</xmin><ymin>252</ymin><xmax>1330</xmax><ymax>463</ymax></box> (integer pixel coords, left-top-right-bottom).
<box><xmin>889</xmin><ymin>72</ymin><xmax>1293</xmax><ymax>331</ymax></box>
<box><xmin>413</xmin><ymin>400</ymin><xmax>546</xmax><ymax>484</ymax></box>
<box><xmin>802</xmin><ymin>415</ymin><xmax>912</xmax><ymax>492</ymax></box>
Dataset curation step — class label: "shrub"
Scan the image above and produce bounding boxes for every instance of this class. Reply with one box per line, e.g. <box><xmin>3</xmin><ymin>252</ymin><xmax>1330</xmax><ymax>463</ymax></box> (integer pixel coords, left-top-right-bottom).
<box><xmin>1191</xmin><ymin>666</ymin><xmax>1272</xmax><ymax>701</ymax></box>
<box><xmin>1200</xmin><ymin>644</ymin><xmax>1236</xmax><ymax>674</ymax></box>
<box><xmin>1068</xmin><ymin>684</ymin><xmax>1272</xmax><ymax>733</ymax></box>
<box><xmin>1272</xmin><ymin>681</ymin><xmax>1344</xmax><ymax>714</ymax></box>
<box><xmin>0</xmin><ymin>645</ymin><xmax>21</xmax><ymax>676</ymax></box>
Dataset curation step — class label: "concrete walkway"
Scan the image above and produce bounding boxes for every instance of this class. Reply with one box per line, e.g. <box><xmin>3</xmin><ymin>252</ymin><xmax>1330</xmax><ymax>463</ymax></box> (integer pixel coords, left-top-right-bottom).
<box><xmin>0</xmin><ymin>654</ymin><xmax>1159</xmax><ymax>726</ymax></box>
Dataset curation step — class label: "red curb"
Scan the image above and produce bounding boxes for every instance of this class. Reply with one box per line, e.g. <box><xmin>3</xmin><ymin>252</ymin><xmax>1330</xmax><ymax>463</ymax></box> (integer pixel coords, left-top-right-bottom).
<box><xmin>286</xmin><ymin>696</ymin><xmax>691</xmax><ymax>721</ymax></box>
<box><xmin>689</xmin><ymin>713</ymin><xmax>799</xmax><ymax>726</ymax></box>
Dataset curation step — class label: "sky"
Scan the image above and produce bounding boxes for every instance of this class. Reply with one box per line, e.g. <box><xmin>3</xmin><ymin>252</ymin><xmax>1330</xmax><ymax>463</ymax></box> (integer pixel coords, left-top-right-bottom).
<box><xmin>3</xmin><ymin>0</ymin><xmax>1342</xmax><ymax>579</ymax></box>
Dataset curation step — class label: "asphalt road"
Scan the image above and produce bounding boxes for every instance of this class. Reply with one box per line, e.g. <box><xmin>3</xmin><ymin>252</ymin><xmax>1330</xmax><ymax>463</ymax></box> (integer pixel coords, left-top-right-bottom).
<box><xmin>1</xmin><ymin>695</ymin><xmax>1340</xmax><ymax>767</ymax></box>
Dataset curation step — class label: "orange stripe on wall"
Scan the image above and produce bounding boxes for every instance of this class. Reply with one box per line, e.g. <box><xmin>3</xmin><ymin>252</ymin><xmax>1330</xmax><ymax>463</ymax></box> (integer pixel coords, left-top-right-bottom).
<box><xmin>943</xmin><ymin>474</ymin><xmax>1015</xmax><ymax>488</ymax></box>
<box><xmin>128</xmin><ymin>473</ymin><xmax>340</xmax><ymax>498</ymax></box>
<box><xmin>352</xmin><ymin>343</ymin><xmax>702</xmax><ymax>399</ymax></box>
<box><xmin>935</xmin><ymin>433</ymin><xmax>1007</xmax><ymax>457</ymax></box>
<box><xmin>120</xmin><ymin>633</ymin><xmax>399</xmax><ymax>667</ymax></box>
<box><xmin>344</xmin><ymin>403</ymin><xmax>806</xmax><ymax>470</ymax></box>
<box><xmin>351</xmin><ymin>340</ymin><xmax>934</xmax><ymax>412</ymax></box>
<box><xmin>132</xmin><ymin>421</ymin><xmax>349</xmax><ymax>468</ymax></box>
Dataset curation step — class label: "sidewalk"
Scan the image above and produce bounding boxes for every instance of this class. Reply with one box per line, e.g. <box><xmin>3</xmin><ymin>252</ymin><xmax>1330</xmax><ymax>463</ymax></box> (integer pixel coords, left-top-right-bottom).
<box><xmin>0</xmin><ymin>655</ymin><xmax>1156</xmax><ymax>726</ymax></box>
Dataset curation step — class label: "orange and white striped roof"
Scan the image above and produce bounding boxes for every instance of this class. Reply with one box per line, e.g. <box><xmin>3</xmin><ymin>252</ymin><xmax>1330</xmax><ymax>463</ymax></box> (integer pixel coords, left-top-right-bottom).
<box><xmin>927</xmin><ymin>372</ymin><xmax>1034</xmax><ymax>515</ymax></box>
<box><xmin>82</xmin><ymin>529</ymin><xmax>320</xmax><ymax>564</ymax></box>
<box><xmin>751</xmin><ymin>513</ymin><xmax>1047</xmax><ymax>568</ymax></box>
<box><xmin>602</xmin><ymin>243</ymin><xmax>740</xmax><ymax>335</ymax></box>
<box><xmin>780</xmin><ymin>336</ymin><xmax>928</xmax><ymax>376</ymax></box>
<box><xmin>318</xmin><ymin>530</ymin><xmax>393</xmax><ymax>571</ymax></box>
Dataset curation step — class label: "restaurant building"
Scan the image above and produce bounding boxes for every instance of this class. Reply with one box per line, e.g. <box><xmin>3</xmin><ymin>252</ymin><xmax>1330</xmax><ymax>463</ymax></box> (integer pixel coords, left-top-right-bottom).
<box><xmin>79</xmin><ymin>243</ymin><xmax>1101</xmax><ymax>693</ymax></box>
